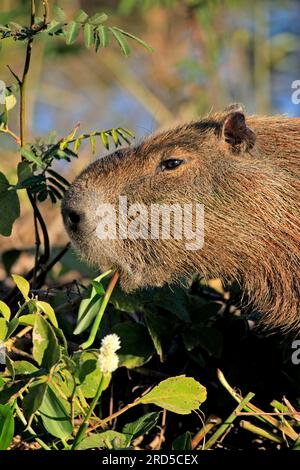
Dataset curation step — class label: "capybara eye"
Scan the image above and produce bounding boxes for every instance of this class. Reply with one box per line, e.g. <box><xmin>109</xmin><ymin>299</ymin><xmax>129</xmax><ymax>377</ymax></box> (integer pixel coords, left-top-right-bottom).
<box><xmin>158</xmin><ymin>159</ymin><xmax>184</xmax><ymax>172</ymax></box>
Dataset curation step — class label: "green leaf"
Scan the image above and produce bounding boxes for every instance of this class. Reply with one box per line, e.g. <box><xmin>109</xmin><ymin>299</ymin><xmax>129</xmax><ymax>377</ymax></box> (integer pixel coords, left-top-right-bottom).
<box><xmin>183</xmin><ymin>326</ymin><xmax>223</xmax><ymax>358</ymax></box>
<box><xmin>88</xmin><ymin>13</ymin><xmax>108</xmax><ymax>25</ymax></box>
<box><xmin>17</xmin><ymin>161</ymin><xmax>32</xmax><ymax>185</ymax></box>
<box><xmin>65</xmin><ymin>21</ymin><xmax>81</xmax><ymax>45</ymax></box>
<box><xmin>32</xmin><ymin>315</ymin><xmax>61</xmax><ymax>371</ymax></box>
<box><xmin>36</xmin><ymin>301</ymin><xmax>58</xmax><ymax>328</ymax></box>
<box><xmin>18</xmin><ymin>313</ymin><xmax>36</xmax><ymax>326</ymax></box>
<box><xmin>39</xmin><ymin>385</ymin><xmax>72</xmax><ymax>439</ymax></box>
<box><xmin>111</xmin><ymin>127</ymin><xmax>121</xmax><ymax>146</ymax></box>
<box><xmin>172</xmin><ymin>431</ymin><xmax>192</xmax><ymax>450</ymax></box>
<box><xmin>13</xmin><ymin>360</ymin><xmax>39</xmax><ymax>375</ymax></box>
<box><xmin>154</xmin><ymin>286</ymin><xmax>190</xmax><ymax>322</ymax></box>
<box><xmin>54</xmin><ymin>6</ymin><xmax>66</xmax><ymax>22</ymax></box>
<box><xmin>0</xmin><ymin>404</ymin><xmax>14</xmax><ymax>450</ymax></box>
<box><xmin>122</xmin><ymin>412</ymin><xmax>160</xmax><ymax>439</ymax></box>
<box><xmin>139</xmin><ymin>375</ymin><xmax>207</xmax><ymax>414</ymax></box>
<box><xmin>144</xmin><ymin>310</ymin><xmax>173</xmax><ymax>362</ymax></box>
<box><xmin>20</xmin><ymin>147</ymin><xmax>43</xmax><ymax>167</ymax></box>
<box><xmin>77</xmin><ymin>431</ymin><xmax>131</xmax><ymax>450</ymax></box>
<box><xmin>112</xmin><ymin>321</ymin><xmax>154</xmax><ymax>369</ymax></box>
<box><xmin>100</xmin><ymin>131</ymin><xmax>109</xmax><ymax>149</ymax></box>
<box><xmin>97</xmin><ymin>25</ymin><xmax>109</xmax><ymax>47</ymax></box>
<box><xmin>46</xmin><ymin>19</ymin><xmax>64</xmax><ymax>34</ymax></box>
<box><xmin>0</xmin><ymin>301</ymin><xmax>10</xmax><ymax>321</ymax></box>
<box><xmin>0</xmin><ymin>318</ymin><xmax>8</xmax><ymax>341</ymax></box>
<box><xmin>23</xmin><ymin>382</ymin><xmax>48</xmax><ymax>425</ymax></box>
<box><xmin>73</xmin><ymin>9</ymin><xmax>89</xmax><ymax>23</ymax></box>
<box><xmin>74</xmin><ymin>273</ymin><xmax>108</xmax><ymax>335</ymax></box>
<box><xmin>11</xmin><ymin>273</ymin><xmax>30</xmax><ymax>300</ymax></box>
<box><xmin>74</xmin><ymin>350</ymin><xmax>109</xmax><ymax>398</ymax></box>
<box><xmin>0</xmin><ymin>172</ymin><xmax>20</xmax><ymax>236</ymax></box>
<box><xmin>84</xmin><ymin>22</ymin><xmax>94</xmax><ymax>48</ymax></box>
<box><xmin>90</xmin><ymin>134</ymin><xmax>96</xmax><ymax>154</ymax></box>
<box><xmin>6</xmin><ymin>318</ymin><xmax>19</xmax><ymax>339</ymax></box>
<box><xmin>109</xmin><ymin>27</ymin><xmax>130</xmax><ymax>56</ymax></box>
<box><xmin>113</xmin><ymin>27</ymin><xmax>153</xmax><ymax>52</ymax></box>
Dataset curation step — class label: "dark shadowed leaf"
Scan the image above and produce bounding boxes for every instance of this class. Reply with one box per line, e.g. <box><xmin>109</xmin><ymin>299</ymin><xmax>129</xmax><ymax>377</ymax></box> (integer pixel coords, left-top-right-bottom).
<box><xmin>172</xmin><ymin>431</ymin><xmax>192</xmax><ymax>450</ymax></box>
<box><xmin>0</xmin><ymin>404</ymin><xmax>14</xmax><ymax>450</ymax></box>
<box><xmin>122</xmin><ymin>412</ymin><xmax>160</xmax><ymax>439</ymax></box>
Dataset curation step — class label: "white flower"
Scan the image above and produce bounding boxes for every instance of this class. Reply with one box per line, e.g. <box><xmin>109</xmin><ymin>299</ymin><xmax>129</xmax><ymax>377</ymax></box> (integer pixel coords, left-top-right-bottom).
<box><xmin>98</xmin><ymin>334</ymin><xmax>121</xmax><ymax>374</ymax></box>
<box><xmin>100</xmin><ymin>333</ymin><xmax>121</xmax><ymax>353</ymax></box>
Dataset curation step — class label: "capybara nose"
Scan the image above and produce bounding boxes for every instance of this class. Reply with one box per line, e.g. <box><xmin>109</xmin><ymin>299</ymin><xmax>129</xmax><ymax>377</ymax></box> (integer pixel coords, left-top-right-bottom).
<box><xmin>62</xmin><ymin>207</ymin><xmax>83</xmax><ymax>232</ymax></box>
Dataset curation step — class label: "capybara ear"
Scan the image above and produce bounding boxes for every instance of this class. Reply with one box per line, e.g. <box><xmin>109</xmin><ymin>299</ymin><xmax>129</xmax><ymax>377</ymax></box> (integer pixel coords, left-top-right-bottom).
<box><xmin>221</xmin><ymin>104</ymin><xmax>256</xmax><ymax>154</ymax></box>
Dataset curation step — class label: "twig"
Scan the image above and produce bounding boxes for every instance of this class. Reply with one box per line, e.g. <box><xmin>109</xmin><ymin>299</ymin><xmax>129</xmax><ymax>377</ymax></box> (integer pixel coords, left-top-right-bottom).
<box><xmin>191</xmin><ymin>415</ymin><xmax>222</xmax><ymax>449</ymax></box>
<box><xmin>240</xmin><ymin>420</ymin><xmax>283</xmax><ymax>444</ymax></box>
<box><xmin>204</xmin><ymin>392</ymin><xmax>255</xmax><ymax>449</ymax></box>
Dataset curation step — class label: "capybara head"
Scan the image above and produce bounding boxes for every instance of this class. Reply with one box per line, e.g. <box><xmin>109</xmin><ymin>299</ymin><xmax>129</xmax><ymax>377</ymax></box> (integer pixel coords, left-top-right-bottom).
<box><xmin>62</xmin><ymin>104</ymin><xmax>300</xmax><ymax>331</ymax></box>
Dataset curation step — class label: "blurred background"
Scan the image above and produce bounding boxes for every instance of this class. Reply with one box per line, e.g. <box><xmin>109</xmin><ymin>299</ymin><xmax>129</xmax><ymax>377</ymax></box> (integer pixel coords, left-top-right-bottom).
<box><xmin>0</xmin><ymin>0</ymin><xmax>300</xmax><ymax>280</ymax></box>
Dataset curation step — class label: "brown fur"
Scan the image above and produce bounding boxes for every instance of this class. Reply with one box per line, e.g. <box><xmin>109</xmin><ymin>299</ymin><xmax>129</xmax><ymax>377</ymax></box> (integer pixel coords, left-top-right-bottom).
<box><xmin>62</xmin><ymin>105</ymin><xmax>300</xmax><ymax>331</ymax></box>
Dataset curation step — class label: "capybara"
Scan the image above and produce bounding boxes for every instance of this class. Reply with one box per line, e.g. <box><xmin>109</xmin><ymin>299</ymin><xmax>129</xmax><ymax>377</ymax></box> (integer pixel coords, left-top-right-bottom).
<box><xmin>62</xmin><ymin>104</ymin><xmax>300</xmax><ymax>331</ymax></box>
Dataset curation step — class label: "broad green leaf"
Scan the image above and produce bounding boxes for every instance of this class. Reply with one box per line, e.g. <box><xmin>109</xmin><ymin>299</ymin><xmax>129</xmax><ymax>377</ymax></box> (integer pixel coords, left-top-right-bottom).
<box><xmin>0</xmin><ymin>318</ymin><xmax>8</xmax><ymax>341</ymax></box>
<box><xmin>36</xmin><ymin>301</ymin><xmax>58</xmax><ymax>328</ymax></box>
<box><xmin>84</xmin><ymin>22</ymin><xmax>94</xmax><ymax>48</ymax></box>
<box><xmin>65</xmin><ymin>21</ymin><xmax>81</xmax><ymax>45</ymax></box>
<box><xmin>139</xmin><ymin>375</ymin><xmax>207</xmax><ymax>414</ymax></box>
<box><xmin>88</xmin><ymin>13</ymin><xmax>108</xmax><ymax>25</ymax></box>
<box><xmin>6</xmin><ymin>318</ymin><xmax>19</xmax><ymax>339</ymax></box>
<box><xmin>0</xmin><ymin>300</ymin><xmax>10</xmax><ymax>321</ymax></box>
<box><xmin>74</xmin><ymin>350</ymin><xmax>105</xmax><ymax>398</ymax></box>
<box><xmin>32</xmin><ymin>315</ymin><xmax>61</xmax><ymax>371</ymax></box>
<box><xmin>0</xmin><ymin>404</ymin><xmax>14</xmax><ymax>450</ymax></box>
<box><xmin>20</xmin><ymin>147</ymin><xmax>43</xmax><ymax>167</ymax></box>
<box><xmin>0</xmin><ymin>172</ymin><xmax>20</xmax><ymax>236</ymax></box>
<box><xmin>11</xmin><ymin>273</ymin><xmax>30</xmax><ymax>300</ymax></box>
<box><xmin>122</xmin><ymin>412</ymin><xmax>160</xmax><ymax>439</ymax></box>
<box><xmin>13</xmin><ymin>360</ymin><xmax>39</xmax><ymax>375</ymax></box>
<box><xmin>18</xmin><ymin>313</ymin><xmax>36</xmax><ymax>326</ymax></box>
<box><xmin>78</xmin><ymin>431</ymin><xmax>131</xmax><ymax>450</ymax></box>
<box><xmin>109</xmin><ymin>27</ymin><xmax>130</xmax><ymax>56</ymax></box>
<box><xmin>172</xmin><ymin>431</ymin><xmax>192</xmax><ymax>450</ymax></box>
<box><xmin>73</xmin><ymin>9</ymin><xmax>88</xmax><ymax>23</ymax></box>
<box><xmin>112</xmin><ymin>321</ymin><xmax>154</xmax><ymax>369</ymax></box>
<box><xmin>97</xmin><ymin>25</ymin><xmax>109</xmax><ymax>47</ymax></box>
<box><xmin>23</xmin><ymin>382</ymin><xmax>48</xmax><ymax>425</ymax></box>
<box><xmin>39</xmin><ymin>385</ymin><xmax>72</xmax><ymax>439</ymax></box>
<box><xmin>113</xmin><ymin>27</ymin><xmax>153</xmax><ymax>52</ymax></box>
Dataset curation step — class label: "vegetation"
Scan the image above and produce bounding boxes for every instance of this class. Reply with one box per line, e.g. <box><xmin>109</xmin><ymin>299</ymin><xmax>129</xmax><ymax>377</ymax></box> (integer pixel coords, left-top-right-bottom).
<box><xmin>0</xmin><ymin>0</ymin><xmax>300</xmax><ymax>451</ymax></box>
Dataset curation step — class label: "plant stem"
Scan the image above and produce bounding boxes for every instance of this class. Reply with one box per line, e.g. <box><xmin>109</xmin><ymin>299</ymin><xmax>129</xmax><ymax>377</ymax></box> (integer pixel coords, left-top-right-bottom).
<box><xmin>71</xmin><ymin>374</ymin><xmax>107</xmax><ymax>450</ymax></box>
<box><xmin>240</xmin><ymin>420</ymin><xmax>283</xmax><ymax>444</ymax></box>
<box><xmin>15</xmin><ymin>403</ymin><xmax>51</xmax><ymax>450</ymax></box>
<box><xmin>80</xmin><ymin>271</ymin><xmax>119</xmax><ymax>349</ymax></box>
<box><xmin>20</xmin><ymin>0</ymin><xmax>35</xmax><ymax>146</ymax></box>
<box><xmin>204</xmin><ymin>392</ymin><xmax>255</xmax><ymax>449</ymax></box>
